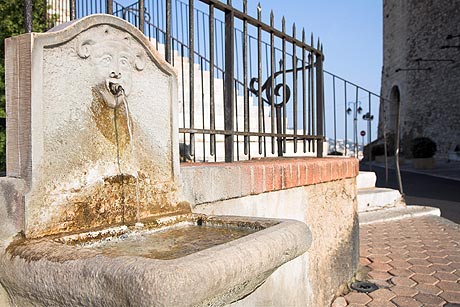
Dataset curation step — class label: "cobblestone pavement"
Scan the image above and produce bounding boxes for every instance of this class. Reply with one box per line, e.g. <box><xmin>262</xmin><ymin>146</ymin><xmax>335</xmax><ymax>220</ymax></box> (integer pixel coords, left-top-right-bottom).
<box><xmin>335</xmin><ymin>216</ymin><xmax>460</xmax><ymax>307</ymax></box>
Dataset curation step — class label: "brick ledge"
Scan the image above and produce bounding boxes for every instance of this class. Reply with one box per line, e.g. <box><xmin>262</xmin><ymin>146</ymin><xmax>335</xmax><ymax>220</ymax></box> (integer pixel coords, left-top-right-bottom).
<box><xmin>181</xmin><ymin>158</ymin><xmax>358</xmax><ymax>201</ymax></box>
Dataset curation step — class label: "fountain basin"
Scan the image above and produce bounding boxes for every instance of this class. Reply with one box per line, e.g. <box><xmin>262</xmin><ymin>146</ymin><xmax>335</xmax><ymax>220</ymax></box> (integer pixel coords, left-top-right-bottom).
<box><xmin>0</xmin><ymin>214</ymin><xmax>311</xmax><ymax>307</ymax></box>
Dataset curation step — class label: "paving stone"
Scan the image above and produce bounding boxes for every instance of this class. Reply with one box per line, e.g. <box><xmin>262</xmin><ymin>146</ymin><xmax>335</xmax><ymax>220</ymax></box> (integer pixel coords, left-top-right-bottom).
<box><xmin>433</xmin><ymin>271</ymin><xmax>459</xmax><ymax>282</ymax></box>
<box><xmin>368</xmin><ymin>271</ymin><xmax>393</xmax><ymax>281</ymax></box>
<box><xmin>450</xmin><ymin>262</ymin><xmax>460</xmax><ymax>270</ymax></box>
<box><xmin>344</xmin><ymin>292</ymin><xmax>372</xmax><ymax>305</ymax></box>
<box><xmin>445</xmin><ymin>255</ymin><xmax>460</xmax><ymax>263</ymax></box>
<box><xmin>389</xmin><ymin>268</ymin><xmax>415</xmax><ymax>278</ymax></box>
<box><xmin>391</xmin><ymin>276</ymin><xmax>417</xmax><ymax>287</ymax></box>
<box><xmin>440</xmin><ymin>291</ymin><xmax>460</xmax><ymax>303</ymax></box>
<box><xmin>409</xmin><ymin>265</ymin><xmax>436</xmax><ymax>275</ymax></box>
<box><xmin>370</xmin><ymin>248</ymin><xmax>391</xmax><ymax>256</ymax></box>
<box><xmin>414</xmin><ymin>283</ymin><xmax>442</xmax><ymax>295</ymax></box>
<box><xmin>410</xmin><ymin>273</ymin><xmax>440</xmax><ymax>285</ymax></box>
<box><xmin>390</xmin><ymin>285</ymin><xmax>419</xmax><ymax>297</ymax></box>
<box><xmin>413</xmin><ymin>293</ymin><xmax>446</xmax><ymax>306</ymax></box>
<box><xmin>408</xmin><ymin>258</ymin><xmax>432</xmax><ymax>266</ymax></box>
<box><xmin>369</xmin><ymin>255</ymin><xmax>392</xmax><ymax>264</ymax></box>
<box><xmin>391</xmin><ymin>296</ymin><xmax>423</xmax><ymax>307</ymax></box>
<box><xmin>331</xmin><ymin>296</ymin><xmax>347</xmax><ymax>307</ymax></box>
<box><xmin>428</xmin><ymin>257</ymin><xmax>453</xmax><ymax>265</ymax></box>
<box><xmin>367</xmin><ymin>299</ymin><xmax>397</xmax><ymax>307</ymax></box>
<box><xmin>430</xmin><ymin>264</ymin><xmax>456</xmax><ymax>273</ymax></box>
<box><xmin>436</xmin><ymin>281</ymin><xmax>460</xmax><ymax>292</ymax></box>
<box><xmin>369</xmin><ymin>288</ymin><xmax>396</xmax><ymax>301</ymax></box>
<box><xmin>390</xmin><ymin>260</ymin><xmax>412</xmax><ymax>270</ymax></box>
<box><xmin>369</xmin><ymin>262</ymin><xmax>392</xmax><ymax>272</ymax></box>
<box><xmin>360</xmin><ymin>257</ymin><xmax>371</xmax><ymax>266</ymax></box>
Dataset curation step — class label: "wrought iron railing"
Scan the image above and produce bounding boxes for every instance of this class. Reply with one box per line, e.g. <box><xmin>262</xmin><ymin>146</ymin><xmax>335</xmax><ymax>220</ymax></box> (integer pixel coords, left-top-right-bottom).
<box><xmin>41</xmin><ymin>0</ymin><xmax>325</xmax><ymax>163</ymax></box>
<box><xmin>22</xmin><ymin>0</ymin><xmax>405</xmax><ymax>189</ymax></box>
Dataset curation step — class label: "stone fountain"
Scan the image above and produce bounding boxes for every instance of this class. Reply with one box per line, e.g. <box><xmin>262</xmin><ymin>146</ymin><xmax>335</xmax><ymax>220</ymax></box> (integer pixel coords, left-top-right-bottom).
<box><xmin>0</xmin><ymin>15</ymin><xmax>311</xmax><ymax>307</ymax></box>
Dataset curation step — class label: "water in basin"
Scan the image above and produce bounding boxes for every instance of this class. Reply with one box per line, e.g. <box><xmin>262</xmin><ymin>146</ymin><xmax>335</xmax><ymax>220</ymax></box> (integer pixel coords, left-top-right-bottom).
<box><xmin>77</xmin><ymin>224</ymin><xmax>258</xmax><ymax>260</ymax></box>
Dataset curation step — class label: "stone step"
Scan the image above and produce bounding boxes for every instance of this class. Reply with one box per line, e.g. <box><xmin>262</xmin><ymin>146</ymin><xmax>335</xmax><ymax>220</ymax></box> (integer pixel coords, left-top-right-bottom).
<box><xmin>359</xmin><ymin>205</ymin><xmax>441</xmax><ymax>225</ymax></box>
<box><xmin>357</xmin><ymin>171</ymin><xmax>376</xmax><ymax>189</ymax></box>
<box><xmin>357</xmin><ymin>187</ymin><xmax>404</xmax><ymax>213</ymax></box>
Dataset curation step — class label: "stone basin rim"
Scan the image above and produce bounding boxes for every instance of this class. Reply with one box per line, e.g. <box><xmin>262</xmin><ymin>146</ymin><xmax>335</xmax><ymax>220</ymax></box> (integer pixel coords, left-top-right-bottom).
<box><xmin>1</xmin><ymin>216</ymin><xmax>312</xmax><ymax>307</ymax></box>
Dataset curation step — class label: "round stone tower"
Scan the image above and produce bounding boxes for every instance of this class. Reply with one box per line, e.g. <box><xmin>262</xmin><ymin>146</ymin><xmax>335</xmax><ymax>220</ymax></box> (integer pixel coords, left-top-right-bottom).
<box><xmin>380</xmin><ymin>0</ymin><xmax>460</xmax><ymax>157</ymax></box>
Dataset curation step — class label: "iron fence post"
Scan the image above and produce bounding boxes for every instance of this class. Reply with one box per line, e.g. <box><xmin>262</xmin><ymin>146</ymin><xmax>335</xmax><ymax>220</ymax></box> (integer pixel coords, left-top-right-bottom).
<box><xmin>224</xmin><ymin>0</ymin><xmax>235</xmax><ymax>162</ymax></box>
<box><xmin>165</xmin><ymin>0</ymin><xmax>172</xmax><ymax>63</ymax></box>
<box><xmin>315</xmin><ymin>51</ymin><xmax>324</xmax><ymax>157</ymax></box>
<box><xmin>138</xmin><ymin>0</ymin><xmax>145</xmax><ymax>33</ymax></box>
<box><xmin>107</xmin><ymin>0</ymin><xmax>113</xmax><ymax>14</ymax></box>
<box><xmin>70</xmin><ymin>0</ymin><xmax>76</xmax><ymax>20</ymax></box>
<box><xmin>24</xmin><ymin>0</ymin><xmax>32</xmax><ymax>33</ymax></box>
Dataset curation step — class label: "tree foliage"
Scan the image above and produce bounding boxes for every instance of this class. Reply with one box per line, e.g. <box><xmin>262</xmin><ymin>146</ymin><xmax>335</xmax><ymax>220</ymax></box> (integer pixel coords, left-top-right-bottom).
<box><xmin>0</xmin><ymin>0</ymin><xmax>47</xmax><ymax>171</ymax></box>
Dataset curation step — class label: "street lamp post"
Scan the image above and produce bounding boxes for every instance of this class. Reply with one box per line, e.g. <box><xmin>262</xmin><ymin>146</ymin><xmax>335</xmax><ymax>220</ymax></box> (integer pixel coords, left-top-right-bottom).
<box><xmin>362</xmin><ymin>112</ymin><xmax>374</xmax><ymax>165</ymax></box>
<box><xmin>346</xmin><ymin>101</ymin><xmax>362</xmax><ymax>158</ymax></box>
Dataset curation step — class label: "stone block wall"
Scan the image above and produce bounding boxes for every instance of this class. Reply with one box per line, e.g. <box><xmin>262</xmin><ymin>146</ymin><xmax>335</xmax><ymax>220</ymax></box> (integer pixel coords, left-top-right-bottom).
<box><xmin>181</xmin><ymin>157</ymin><xmax>359</xmax><ymax>307</ymax></box>
<box><xmin>381</xmin><ymin>0</ymin><xmax>460</xmax><ymax>156</ymax></box>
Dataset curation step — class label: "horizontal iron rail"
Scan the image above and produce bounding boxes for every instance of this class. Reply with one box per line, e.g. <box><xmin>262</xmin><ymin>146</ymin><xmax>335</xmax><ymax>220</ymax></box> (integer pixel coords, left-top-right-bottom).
<box><xmin>179</xmin><ymin>128</ymin><xmax>323</xmax><ymax>139</ymax></box>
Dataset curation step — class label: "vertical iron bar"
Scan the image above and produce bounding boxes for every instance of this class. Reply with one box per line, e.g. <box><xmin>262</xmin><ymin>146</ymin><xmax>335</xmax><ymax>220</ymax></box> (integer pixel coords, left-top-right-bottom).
<box><xmin>181</xmin><ymin>44</ymin><xmax>187</xmax><ymax>160</ymax></box>
<box><xmin>24</xmin><ymin>0</ymin><xmax>32</xmax><ymax>32</ymax></box>
<box><xmin>315</xmin><ymin>50</ymin><xmax>324</xmax><ymax>158</ymax></box>
<box><xmin>243</xmin><ymin>0</ymin><xmax>249</xmax><ymax>156</ymax></box>
<box><xmin>138</xmin><ymin>0</ymin><xmax>145</xmax><ymax>33</ymax></box>
<box><xmin>201</xmin><ymin>57</ymin><xmax>206</xmax><ymax>162</ymax></box>
<box><xmin>189</xmin><ymin>0</ymin><xmax>195</xmax><ymax>157</ymax></box>
<box><xmin>311</xmin><ymin>39</ymin><xmax>316</xmax><ymax>153</ymax></box>
<box><xmin>70</xmin><ymin>0</ymin><xmax>76</xmax><ymax>20</ymax></box>
<box><xmin>344</xmin><ymin>81</ymin><xmax>348</xmax><ymax>156</ymax></box>
<box><xmin>281</xmin><ymin>17</ymin><xmax>287</xmax><ymax>154</ymax></box>
<box><xmin>333</xmin><ymin>75</ymin><xmax>337</xmax><ymax>152</ymax></box>
<box><xmin>209</xmin><ymin>3</ymin><xmax>216</xmax><ymax>156</ymax></box>
<box><xmin>355</xmin><ymin>86</ymin><xmax>359</xmax><ymax>158</ymax></box>
<box><xmin>106</xmin><ymin>0</ymin><xmax>113</xmax><ymax>14</ymax></box>
<box><xmin>224</xmin><ymin>0</ymin><xmax>235</xmax><ymax>162</ymax></box>
<box><xmin>292</xmin><ymin>23</ymin><xmax>298</xmax><ymax>153</ymax></box>
<box><xmin>257</xmin><ymin>4</ymin><xmax>263</xmax><ymax>155</ymax></box>
<box><xmin>302</xmin><ymin>29</ymin><xmax>307</xmax><ymax>153</ymax></box>
<box><xmin>235</xmin><ymin>80</ymin><xmax>240</xmax><ymax>160</ymax></box>
<box><xmin>165</xmin><ymin>0</ymin><xmax>172</xmax><ymax>63</ymax></box>
<box><xmin>270</xmin><ymin>11</ymin><xmax>275</xmax><ymax>154</ymax></box>
<box><xmin>156</xmin><ymin>0</ymin><xmax>160</xmax><ymax>48</ymax></box>
<box><xmin>369</xmin><ymin>92</ymin><xmax>373</xmax><ymax>170</ymax></box>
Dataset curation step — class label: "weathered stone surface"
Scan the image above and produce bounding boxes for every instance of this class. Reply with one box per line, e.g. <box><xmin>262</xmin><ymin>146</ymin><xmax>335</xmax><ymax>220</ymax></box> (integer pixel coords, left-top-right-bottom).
<box><xmin>380</xmin><ymin>0</ymin><xmax>460</xmax><ymax>156</ymax></box>
<box><xmin>193</xmin><ymin>177</ymin><xmax>358</xmax><ymax>307</ymax></box>
<box><xmin>0</xmin><ymin>217</ymin><xmax>311</xmax><ymax>307</ymax></box>
<box><xmin>5</xmin><ymin>15</ymin><xmax>182</xmax><ymax>238</ymax></box>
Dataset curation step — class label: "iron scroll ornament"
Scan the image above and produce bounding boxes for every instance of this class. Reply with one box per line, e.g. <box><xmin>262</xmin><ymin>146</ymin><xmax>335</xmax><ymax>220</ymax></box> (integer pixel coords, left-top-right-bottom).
<box><xmin>249</xmin><ymin>62</ymin><xmax>315</xmax><ymax>107</ymax></box>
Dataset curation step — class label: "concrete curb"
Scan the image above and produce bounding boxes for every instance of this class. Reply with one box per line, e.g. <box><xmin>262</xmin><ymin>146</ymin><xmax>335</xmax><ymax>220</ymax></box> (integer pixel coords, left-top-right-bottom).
<box><xmin>359</xmin><ymin>205</ymin><xmax>441</xmax><ymax>225</ymax></box>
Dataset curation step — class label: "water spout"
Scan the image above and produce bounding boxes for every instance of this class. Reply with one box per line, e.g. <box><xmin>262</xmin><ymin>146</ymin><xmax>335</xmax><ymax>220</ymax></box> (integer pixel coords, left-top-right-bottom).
<box><xmin>107</xmin><ymin>83</ymin><xmax>142</xmax><ymax>225</ymax></box>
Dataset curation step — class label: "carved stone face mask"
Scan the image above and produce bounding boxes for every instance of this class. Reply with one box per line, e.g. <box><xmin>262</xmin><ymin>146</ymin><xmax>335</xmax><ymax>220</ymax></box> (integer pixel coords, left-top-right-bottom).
<box><xmin>77</xmin><ymin>27</ymin><xmax>146</xmax><ymax>109</ymax></box>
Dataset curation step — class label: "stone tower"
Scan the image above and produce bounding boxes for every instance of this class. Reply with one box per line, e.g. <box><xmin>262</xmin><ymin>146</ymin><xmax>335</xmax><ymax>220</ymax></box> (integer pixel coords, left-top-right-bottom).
<box><xmin>380</xmin><ymin>0</ymin><xmax>460</xmax><ymax>157</ymax></box>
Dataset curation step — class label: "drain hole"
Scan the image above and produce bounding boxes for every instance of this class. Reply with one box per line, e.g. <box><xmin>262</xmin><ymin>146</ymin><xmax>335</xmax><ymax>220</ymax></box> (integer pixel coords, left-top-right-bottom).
<box><xmin>350</xmin><ymin>281</ymin><xmax>378</xmax><ymax>293</ymax></box>
<box><xmin>196</xmin><ymin>217</ymin><xmax>203</xmax><ymax>226</ymax></box>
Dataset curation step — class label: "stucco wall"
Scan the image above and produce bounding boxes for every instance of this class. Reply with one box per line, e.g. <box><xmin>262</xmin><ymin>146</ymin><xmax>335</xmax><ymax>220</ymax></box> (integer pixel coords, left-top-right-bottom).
<box><xmin>381</xmin><ymin>0</ymin><xmax>460</xmax><ymax>156</ymax></box>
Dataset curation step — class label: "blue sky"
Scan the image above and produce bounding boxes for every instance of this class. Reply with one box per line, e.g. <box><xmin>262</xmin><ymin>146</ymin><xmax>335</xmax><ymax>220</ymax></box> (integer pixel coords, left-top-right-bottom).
<box><xmin>247</xmin><ymin>0</ymin><xmax>383</xmax><ymax>95</ymax></box>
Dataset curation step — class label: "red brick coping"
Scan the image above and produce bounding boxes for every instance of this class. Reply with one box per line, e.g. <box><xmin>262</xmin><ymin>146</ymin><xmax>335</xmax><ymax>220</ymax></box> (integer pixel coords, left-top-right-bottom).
<box><xmin>181</xmin><ymin>157</ymin><xmax>358</xmax><ymax>195</ymax></box>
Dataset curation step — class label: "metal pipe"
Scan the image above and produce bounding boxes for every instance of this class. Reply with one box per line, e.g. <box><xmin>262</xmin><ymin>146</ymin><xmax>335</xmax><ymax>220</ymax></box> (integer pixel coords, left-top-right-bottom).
<box><xmin>70</xmin><ymin>0</ymin><xmax>76</xmax><ymax>20</ymax></box>
<box><xmin>224</xmin><ymin>0</ymin><xmax>235</xmax><ymax>162</ymax></box>
<box><xmin>24</xmin><ymin>0</ymin><xmax>32</xmax><ymax>33</ymax></box>
<box><xmin>165</xmin><ymin>0</ymin><xmax>172</xmax><ymax>63</ymax></box>
<box><xmin>138</xmin><ymin>0</ymin><xmax>145</xmax><ymax>33</ymax></box>
<box><xmin>106</xmin><ymin>0</ymin><xmax>113</xmax><ymax>14</ymax></box>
